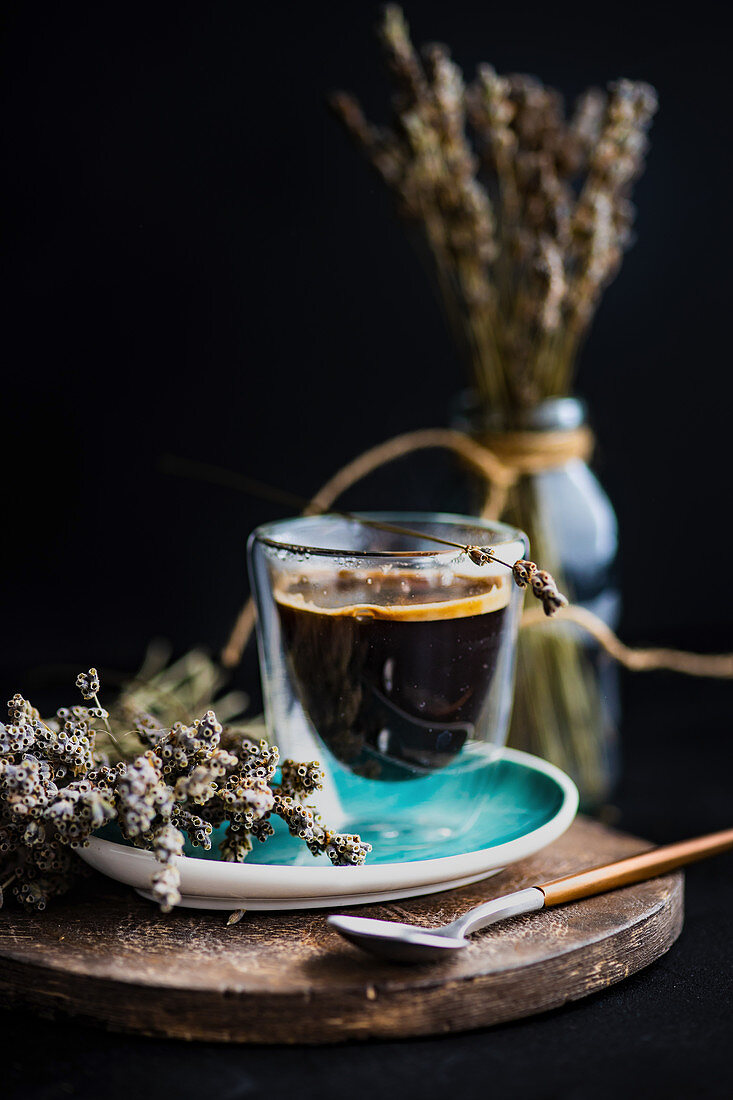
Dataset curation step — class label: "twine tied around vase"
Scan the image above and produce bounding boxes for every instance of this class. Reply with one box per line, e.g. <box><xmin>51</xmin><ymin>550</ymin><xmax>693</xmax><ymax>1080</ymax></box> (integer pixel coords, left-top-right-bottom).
<box><xmin>220</xmin><ymin>427</ymin><xmax>733</xmax><ymax>679</ymax></box>
<box><xmin>477</xmin><ymin>425</ymin><xmax>594</xmax><ymax>477</ymax></box>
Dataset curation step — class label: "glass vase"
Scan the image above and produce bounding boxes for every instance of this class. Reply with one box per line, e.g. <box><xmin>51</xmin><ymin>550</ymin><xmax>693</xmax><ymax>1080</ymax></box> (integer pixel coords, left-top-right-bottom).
<box><xmin>454</xmin><ymin>394</ymin><xmax>620</xmax><ymax>809</ymax></box>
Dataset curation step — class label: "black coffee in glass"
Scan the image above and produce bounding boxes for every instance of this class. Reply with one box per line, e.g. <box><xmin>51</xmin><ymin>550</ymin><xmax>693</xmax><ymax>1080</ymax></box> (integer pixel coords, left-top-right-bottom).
<box><xmin>275</xmin><ymin>569</ymin><xmax>510</xmax><ymax>781</ymax></box>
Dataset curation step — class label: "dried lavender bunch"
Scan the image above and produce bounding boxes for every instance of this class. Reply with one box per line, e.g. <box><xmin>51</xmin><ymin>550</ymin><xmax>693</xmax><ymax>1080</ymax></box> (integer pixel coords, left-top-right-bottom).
<box><xmin>0</xmin><ymin>672</ymin><xmax>371</xmax><ymax>914</ymax></box>
<box><xmin>332</xmin><ymin>5</ymin><xmax>657</xmax><ymax>412</ymax></box>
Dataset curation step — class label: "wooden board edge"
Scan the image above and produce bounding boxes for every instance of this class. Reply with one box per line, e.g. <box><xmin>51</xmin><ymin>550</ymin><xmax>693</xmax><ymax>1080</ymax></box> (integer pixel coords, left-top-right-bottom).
<box><xmin>0</xmin><ymin>874</ymin><xmax>684</xmax><ymax>1044</ymax></box>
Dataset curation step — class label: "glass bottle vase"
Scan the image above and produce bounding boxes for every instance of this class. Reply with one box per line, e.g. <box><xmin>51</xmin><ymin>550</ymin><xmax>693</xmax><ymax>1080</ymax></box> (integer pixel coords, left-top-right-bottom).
<box><xmin>454</xmin><ymin>394</ymin><xmax>620</xmax><ymax>809</ymax></box>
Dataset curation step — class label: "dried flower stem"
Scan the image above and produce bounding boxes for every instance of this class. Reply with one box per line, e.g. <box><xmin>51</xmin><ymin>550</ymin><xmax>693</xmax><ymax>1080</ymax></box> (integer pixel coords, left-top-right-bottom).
<box><xmin>92</xmin><ymin>691</ymin><xmax>124</xmax><ymax>753</ymax></box>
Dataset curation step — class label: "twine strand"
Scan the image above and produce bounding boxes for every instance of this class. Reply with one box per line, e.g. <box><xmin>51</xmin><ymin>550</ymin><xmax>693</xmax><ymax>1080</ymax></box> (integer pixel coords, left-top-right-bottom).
<box><xmin>522</xmin><ymin>604</ymin><xmax>733</xmax><ymax>678</ymax></box>
<box><xmin>305</xmin><ymin>428</ymin><xmax>517</xmax><ymax>519</ymax></box>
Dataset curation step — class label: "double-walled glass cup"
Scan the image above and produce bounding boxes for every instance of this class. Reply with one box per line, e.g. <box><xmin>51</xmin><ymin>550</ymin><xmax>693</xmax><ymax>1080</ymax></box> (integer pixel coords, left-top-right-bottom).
<box><xmin>248</xmin><ymin>513</ymin><xmax>528</xmax><ymax>857</ymax></box>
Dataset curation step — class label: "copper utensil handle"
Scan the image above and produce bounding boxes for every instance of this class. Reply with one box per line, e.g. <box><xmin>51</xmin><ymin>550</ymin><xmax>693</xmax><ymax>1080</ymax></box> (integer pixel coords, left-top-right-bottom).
<box><xmin>539</xmin><ymin>827</ymin><xmax>733</xmax><ymax>906</ymax></box>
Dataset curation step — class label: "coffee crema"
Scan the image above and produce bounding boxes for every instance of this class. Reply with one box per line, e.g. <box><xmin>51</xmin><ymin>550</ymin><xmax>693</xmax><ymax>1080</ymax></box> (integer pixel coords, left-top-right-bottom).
<box><xmin>275</xmin><ymin>570</ymin><xmax>511</xmax><ymax>780</ymax></box>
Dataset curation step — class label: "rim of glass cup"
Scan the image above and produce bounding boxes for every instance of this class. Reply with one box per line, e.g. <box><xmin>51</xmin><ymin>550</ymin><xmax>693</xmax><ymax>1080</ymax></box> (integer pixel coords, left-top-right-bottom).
<box><xmin>251</xmin><ymin>511</ymin><xmax>527</xmax><ymax>560</ymax></box>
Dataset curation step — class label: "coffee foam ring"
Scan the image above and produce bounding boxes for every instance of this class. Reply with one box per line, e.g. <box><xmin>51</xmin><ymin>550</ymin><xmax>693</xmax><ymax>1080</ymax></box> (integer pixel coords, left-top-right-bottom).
<box><xmin>273</xmin><ymin>575</ymin><xmax>511</xmax><ymax>622</ymax></box>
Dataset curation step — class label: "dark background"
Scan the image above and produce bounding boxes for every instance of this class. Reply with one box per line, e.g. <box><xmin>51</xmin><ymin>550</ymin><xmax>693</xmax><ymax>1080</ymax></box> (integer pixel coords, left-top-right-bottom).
<box><xmin>2</xmin><ymin>1</ymin><xmax>733</xmax><ymax>1096</ymax></box>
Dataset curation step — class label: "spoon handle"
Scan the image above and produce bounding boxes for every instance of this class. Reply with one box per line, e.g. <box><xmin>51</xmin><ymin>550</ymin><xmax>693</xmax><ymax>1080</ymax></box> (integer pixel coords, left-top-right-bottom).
<box><xmin>538</xmin><ymin>827</ymin><xmax>733</xmax><ymax>906</ymax></box>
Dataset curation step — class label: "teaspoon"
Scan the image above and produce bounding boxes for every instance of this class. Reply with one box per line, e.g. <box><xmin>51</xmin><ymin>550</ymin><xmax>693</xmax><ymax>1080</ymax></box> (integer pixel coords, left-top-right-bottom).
<box><xmin>328</xmin><ymin>826</ymin><xmax>733</xmax><ymax>963</ymax></box>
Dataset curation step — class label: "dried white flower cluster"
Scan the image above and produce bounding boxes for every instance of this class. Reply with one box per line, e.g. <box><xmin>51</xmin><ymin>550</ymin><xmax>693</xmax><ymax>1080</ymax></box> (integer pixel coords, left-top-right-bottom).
<box><xmin>465</xmin><ymin>546</ymin><xmax>567</xmax><ymax>616</ymax></box>
<box><xmin>0</xmin><ymin>672</ymin><xmax>371</xmax><ymax>914</ymax></box>
<box><xmin>512</xmin><ymin>559</ymin><xmax>568</xmax><ymax>616</ymax></box>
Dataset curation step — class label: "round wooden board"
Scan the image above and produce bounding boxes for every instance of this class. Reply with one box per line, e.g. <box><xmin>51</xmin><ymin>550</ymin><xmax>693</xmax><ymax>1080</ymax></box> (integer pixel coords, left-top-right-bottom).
<box><xmin>0</xmin><ymin>816</ymin><xmax>683</xmax><ymax>1044</ymax></box>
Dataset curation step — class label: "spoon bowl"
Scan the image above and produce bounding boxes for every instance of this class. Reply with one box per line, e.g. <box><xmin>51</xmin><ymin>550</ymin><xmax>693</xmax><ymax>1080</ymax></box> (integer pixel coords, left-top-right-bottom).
<box><xmin>328</xmin><ymin>888</ymin><xmax>545</xmax><ymax>963</ymax></box>
<box><xmin>327</xmin><ymin>915</ymin><xmax>468</xmax><ymax>963</ymax></box>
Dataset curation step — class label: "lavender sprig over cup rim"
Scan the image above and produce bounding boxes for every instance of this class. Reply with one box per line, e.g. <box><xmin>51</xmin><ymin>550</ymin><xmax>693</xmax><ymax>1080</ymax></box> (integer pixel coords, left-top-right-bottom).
<box><xmin>258</xmin><ymin>511</ymin><xmax>568</xmax><ymax>618</ymax></box>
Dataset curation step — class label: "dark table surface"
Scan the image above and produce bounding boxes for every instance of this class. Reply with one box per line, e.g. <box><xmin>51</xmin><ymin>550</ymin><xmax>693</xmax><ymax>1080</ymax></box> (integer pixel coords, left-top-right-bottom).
<box><xmin>3</xmin><ymin>668</ymin><xmax>732</xmax><ymax>1100</ymax></box>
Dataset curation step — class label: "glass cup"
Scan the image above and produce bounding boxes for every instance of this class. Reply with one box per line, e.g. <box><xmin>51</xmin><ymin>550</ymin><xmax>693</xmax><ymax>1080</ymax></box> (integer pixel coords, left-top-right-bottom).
<box><xmin>248</xmin><ymin>512</ymin><xmax>528</xmax><ymax>857</ymax></box>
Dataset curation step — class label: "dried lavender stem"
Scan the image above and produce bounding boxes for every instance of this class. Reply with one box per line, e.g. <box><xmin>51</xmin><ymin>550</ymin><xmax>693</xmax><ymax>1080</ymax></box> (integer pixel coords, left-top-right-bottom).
<box><xmin>91</xmin><ymin>690</ymin><xmax>124</xmax><ymax>752</ymax></box>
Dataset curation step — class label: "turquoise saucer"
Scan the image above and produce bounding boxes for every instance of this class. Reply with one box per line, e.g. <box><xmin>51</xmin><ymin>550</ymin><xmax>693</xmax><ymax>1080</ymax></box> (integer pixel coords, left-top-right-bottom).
<box><xmin>83</xmin><ymin>748</ymin><xmax>578</xmax><ymax>911</ymax></box>
<box><xmin>168</xmin><ymin>749</ymin><xmax>571</xmax><ymax>864</ymax></box>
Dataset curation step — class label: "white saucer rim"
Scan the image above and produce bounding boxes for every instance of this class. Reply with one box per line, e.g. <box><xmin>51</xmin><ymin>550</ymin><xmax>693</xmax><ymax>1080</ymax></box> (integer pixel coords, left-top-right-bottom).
<box><xmin>133</xmin><ymin>867</ymin><xmax>504</xmax><ymax>910</ymax></box>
